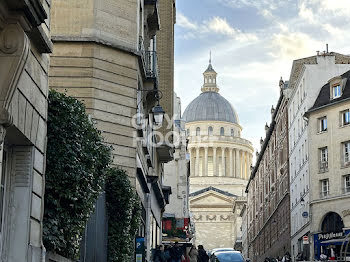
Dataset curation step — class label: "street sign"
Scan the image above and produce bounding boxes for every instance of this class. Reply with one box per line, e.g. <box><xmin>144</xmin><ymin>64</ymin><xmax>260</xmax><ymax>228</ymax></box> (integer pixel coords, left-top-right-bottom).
<box><xmin>303</xmin><ymin>235</ymin><xmax>309</xmax><ymax>245</ymax></box>
<box><xmin>302</xmin><ymin>211</ymin><xmax>309</xmax><ymax>218</ymax></box>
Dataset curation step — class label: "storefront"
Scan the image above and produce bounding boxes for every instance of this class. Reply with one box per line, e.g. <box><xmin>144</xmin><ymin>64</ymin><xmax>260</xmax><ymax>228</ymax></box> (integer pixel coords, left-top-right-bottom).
<box><xmin>313</xmin><ymin>212</ymin><xmax>350</xmax><ymax>260</ymax></box>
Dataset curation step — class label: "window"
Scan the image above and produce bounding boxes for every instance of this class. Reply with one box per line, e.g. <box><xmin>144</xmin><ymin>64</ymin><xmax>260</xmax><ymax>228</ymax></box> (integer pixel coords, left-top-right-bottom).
<box><xmin>208</xmin><ymin>126</ymin><xmax>213</xmax><ymax>136</ymax></box>
<box><xmin>321</xmin><ymin>179</ymin><xmax>329</xmax><ymax>197</ymax></box>
<box><xmin>186</xmin><ymin>129</ymin><xmax>189</xmax><ymax>136</ymax></box>
<box><xmin>344</xmin><ymin>141</ymin><xmax>350</xmax><ymax>165</ymax></box>
<box><xmin>345</xmin><ymin>175</ymin><xmax>350</xmax><ymax>193</ymax></box>
<box><xmin>208</xmin><ymin>156</ymin><xmax>213</xmax><ymax>176</ymax></box>
<box><xmin>332</xmin><ymin>84</ymin><xmax>341</xmax><ymax>99</ymax></box>
<box><xmin>231</xmin><ymin>129</ymin><xmax>234</xmax><ymax>137</ymax></box>
<box><xmin>341</xmin><ymin>109</ymin><xmax>350</xmax><ymax>126</ymax></box>
<box><xmin>319</xmin><ymin>147</ymin><xmax>328</xmax><ymax>172</ymax></box>
<box><xmin>196</xmin><ymin>127</ymin><xmax>200</xmax><ymax>136</ymax></box>
<box><xmin>220</xmin><ymin>127</ymin><xmax>224</xmax><ymax>136</ymax></box>
<box><xmin>318</xmin><ymin>116</ymin><xmax>327</xmax><ymax>132</ymax></box>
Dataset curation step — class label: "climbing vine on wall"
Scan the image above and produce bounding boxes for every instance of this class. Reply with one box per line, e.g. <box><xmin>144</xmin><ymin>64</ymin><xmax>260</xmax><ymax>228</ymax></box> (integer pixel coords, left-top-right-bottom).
<box><xmin>43</xmin><ymin>90</ymin><xmax>112</xmax><ymax>259</ymax></box>
<box><xmin>105</xmin><ymin>167</ymin><xmax>141</xmax><ymax>262</ymax></box>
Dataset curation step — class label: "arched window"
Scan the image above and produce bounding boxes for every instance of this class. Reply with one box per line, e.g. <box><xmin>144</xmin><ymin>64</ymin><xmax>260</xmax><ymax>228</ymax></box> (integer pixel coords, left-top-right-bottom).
<box><xmin>321</xmin><ymin>212</ymin><xmax>344</xmax><ymax>232</ymax></box>
<box><xmin>208</xmin><ymin>126</ymin><xmax>213</xmax><ymax>135</ymax></box>
<box><xmin>196</xmin><ymin>127</ymin><xmax>200</xmax><ymax>136</ymax></box>
<box><xmin>231</xmin><ymin>129</ymin><xmax>234</xmax><ymax>137</ymax></box>
<box><xmin>220</xmin><ymin>127</ymin><xmax>225</xmax><ymax>136</ymax></box>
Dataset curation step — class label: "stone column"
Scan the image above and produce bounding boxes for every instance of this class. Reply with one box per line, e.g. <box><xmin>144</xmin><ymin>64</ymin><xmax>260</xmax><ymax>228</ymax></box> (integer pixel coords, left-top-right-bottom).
<box><xmin>221</xmin><ymin>147</ymin><xmax>225</xmax><ymax>176</ymax></box>
<box><xmin>196</xmin><ymin>147</ymin><xmax>200</xmax><ymax>177</ymax></box>
<box><xmin>235</xmin><ymin>149</ymin><xmax>240</xmax><ymax>178</ymax></box>
<box><xmin>204</xmin><ymin>146</ymin><xmax>208</xmax><ymax>177</ymax></box>
<box><xmin>229</xmin><ymin>148</ymin><xmax>233</xmax><ymax>177</ymax></box>
<box><xmin>190</xmin><ymin>148</ymin><xmax>194</xmax><ymax>176</ymax></box>
<box><xmin>240</xmin><ymin>150</ymin><xmax>244</xmax><ymax>179</ymax></box>
<box><xmin>213</xmin><ymin>147</ymin><xmax>217</xmax><ymax>176</ymax></box>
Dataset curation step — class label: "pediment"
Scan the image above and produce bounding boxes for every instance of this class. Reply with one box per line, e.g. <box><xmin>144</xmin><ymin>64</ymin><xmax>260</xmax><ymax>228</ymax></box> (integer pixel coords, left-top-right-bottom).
<box><xmin>190</xmin><ymin>191</ymin><xmax>234</xmax><ymax>207</ymax></box>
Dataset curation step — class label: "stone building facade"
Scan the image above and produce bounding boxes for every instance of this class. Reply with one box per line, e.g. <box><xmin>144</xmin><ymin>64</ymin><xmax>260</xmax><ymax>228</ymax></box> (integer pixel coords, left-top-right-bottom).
<box><xmin>183</xmin><ymin>61</ymin><xmax>253</xmax><ymax>250</ymax></box>
<box><xmin>162</xmin><ymin>93</ymin><xmax>191</xmax><ymax>242</ymax></box>
<box><xmin>50</xmin><ymin>0</ymin><xmax>174</xmax><ymax>260</ymax></box>
<box><xmin>246</xmin><ymin>81</ymin><xmax>290</xmax><ymax>262</ymax></box>
<box><xmin>287</xmin><ymin>53</ymin><xmax>350</xmax><ymax>261</ymax></box>
<box><xmin>306</xmin><ymin>70</ymin><xmax>350</xmax><ymax>260</ymax></box>
<box><xmin>0</xmin><ymin>0</ymin><xmax>51</xmax><ymax>261</ymax></box>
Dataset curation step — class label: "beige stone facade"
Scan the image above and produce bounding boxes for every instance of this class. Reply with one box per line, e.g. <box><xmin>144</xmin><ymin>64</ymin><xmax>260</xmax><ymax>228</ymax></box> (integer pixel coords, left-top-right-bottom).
<box><xmin>246</xmin><ymin>82</ymin><xmax>291</xmax><ymax>262</ymax></box>
<box><xmin>50</xmin><ymin>0</ymin><xmax>175</xmax><ymax>260</ymax></box>
<box><xmin>183</xmin><ymin>62</ymin><xmax>253</xmax><ymax>250</ymax></box>
<box><xmin>0</xmin><ymin>0</ymin><xmax>51</xmax><ymax>261</ymax></box>
<box><xmin>306</xmin><ymin>72</ymin><xmax>350</xmax><ymax>260</ymax></box>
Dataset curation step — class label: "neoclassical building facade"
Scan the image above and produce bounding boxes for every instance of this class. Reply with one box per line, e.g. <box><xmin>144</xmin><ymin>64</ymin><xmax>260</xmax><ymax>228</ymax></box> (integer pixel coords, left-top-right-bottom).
<box><xmin>183</xmin><ymin>61</ymin><xmax>253</xmax><ymax>250</ymax></box>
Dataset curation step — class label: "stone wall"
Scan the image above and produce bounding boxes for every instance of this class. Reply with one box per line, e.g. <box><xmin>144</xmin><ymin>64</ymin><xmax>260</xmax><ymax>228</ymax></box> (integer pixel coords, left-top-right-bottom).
<box><xmin>50</xmin><ymin>42</ymin><xmax>138</xmax><ymax>184</ymax></box>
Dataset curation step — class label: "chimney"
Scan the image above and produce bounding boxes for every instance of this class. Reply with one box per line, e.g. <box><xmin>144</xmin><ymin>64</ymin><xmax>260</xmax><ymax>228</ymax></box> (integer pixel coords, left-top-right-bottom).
<box><xmin>326</xmin><ymin>44</ymin><xmax>329</xmax><ymax>54</ymax></box>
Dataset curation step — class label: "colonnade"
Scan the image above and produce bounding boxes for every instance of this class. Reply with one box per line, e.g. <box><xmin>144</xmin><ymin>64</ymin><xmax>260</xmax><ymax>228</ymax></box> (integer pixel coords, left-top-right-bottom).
<box><xmin>189</xmin><ymin>146</ymin><xmax>252</xmax><ymax>179</ymax></box>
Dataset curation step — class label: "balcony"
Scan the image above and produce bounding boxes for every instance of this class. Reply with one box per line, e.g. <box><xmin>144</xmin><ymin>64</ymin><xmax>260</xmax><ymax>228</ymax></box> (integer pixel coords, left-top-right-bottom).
<box><xmin>139</xmin><ymin>37</ymin><xmax>159</xmax><ymax>87</ymax></box>
<box><xmin>319</xmin><ymin>161</ymin><xmax>328</xmax><ymax>173</ymax></box>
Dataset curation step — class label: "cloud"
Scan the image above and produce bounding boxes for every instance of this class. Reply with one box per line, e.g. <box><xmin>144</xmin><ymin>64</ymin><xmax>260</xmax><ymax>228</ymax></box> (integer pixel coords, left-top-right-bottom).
<box><xmin>177</xmin><ymin>14</ymin><xmax>257</xmax><ymax>42</ymax></box>
<box><xmin>270</xmin><ymin>31</ymin><xmax>322</xmax><ymax>60</ymax></box>
<box><xmin>205</xmin><ymin>17</ymin><xmax>236</xmax><ymax>36</ymax></box>
<box><xmin>177</xmin><ymin>13</ymin><xmax>198</xmax><ymax>30</ymax></box>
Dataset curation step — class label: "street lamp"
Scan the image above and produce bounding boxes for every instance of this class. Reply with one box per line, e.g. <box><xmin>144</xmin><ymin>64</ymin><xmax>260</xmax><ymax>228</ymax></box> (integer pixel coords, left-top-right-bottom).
<box><xmin>152</xmin><ymin>102</ymin><xmax>165</xmax><ymax>126</ymax></box>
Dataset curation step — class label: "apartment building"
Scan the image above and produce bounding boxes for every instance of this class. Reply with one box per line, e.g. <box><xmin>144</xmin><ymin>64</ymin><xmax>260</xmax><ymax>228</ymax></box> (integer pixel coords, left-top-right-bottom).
<box><xmin>0</xmin><ymin>0</ymin><xmax>51</xmax><ymax>261</ymax></box>
<box><xmin>305</xmin><ymin>70</ymin><xmax>350</xmax><ymax>260</ymax></box>
<box><xmin>287</xmin><ymin>53</ymin><xmax>350</xmax><ymax>261</ymax></box>
<box><xmin>246</xmin><ymin>80</ymin><xmax>290</xmax><ymax>262</ymax></box>
<box><xmin>50</xmin><ymin>0</ymin><xmax>175</xmax><ymax>260</ymax></box>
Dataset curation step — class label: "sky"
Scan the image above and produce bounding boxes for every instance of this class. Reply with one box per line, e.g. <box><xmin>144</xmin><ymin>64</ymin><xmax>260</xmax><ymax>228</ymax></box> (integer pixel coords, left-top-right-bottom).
<box><xmin>174</xmin><ymin>0</ymin><xmax>350</xmax><ymax>153</ymax></box>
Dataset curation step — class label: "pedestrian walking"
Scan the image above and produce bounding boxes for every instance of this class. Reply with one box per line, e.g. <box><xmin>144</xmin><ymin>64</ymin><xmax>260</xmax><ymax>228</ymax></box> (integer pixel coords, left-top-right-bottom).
<box><xmin>188</xmin><ymin>245</ymin><xmax>198</xmax><ymax>262</ymax></box>
<box><xmin>197</xmin><ymin>245</ymin><xmax>209</xmax><ymax>262</ymax></box>
<box><xmin>152</xmin><ymin>245</ymin><xmax>167</xmax><ymax>262</ymax></box>
<box><xmin>171</xmin><ymin>242</ymin><xmax>184</xmax><ymax>262</ymax></box>
<box><xmin>282</xmin><ymin>252</ymin><xmax>291</xmax><ymax>262</ymax></box>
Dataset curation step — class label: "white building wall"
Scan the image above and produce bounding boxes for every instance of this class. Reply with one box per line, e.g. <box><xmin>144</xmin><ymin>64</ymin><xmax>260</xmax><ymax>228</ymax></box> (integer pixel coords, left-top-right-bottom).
<box><xmin>288</xmin><ymin>55</ymin><xmax>350</xmax><ymax>259</ymax></box>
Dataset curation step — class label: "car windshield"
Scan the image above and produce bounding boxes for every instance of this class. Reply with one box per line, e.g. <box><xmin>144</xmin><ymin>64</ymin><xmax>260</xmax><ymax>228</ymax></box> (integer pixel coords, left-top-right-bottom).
<box><xmin>215</xmin><ymin>252</ymin><xmax>244</xmax><ymax>262</ymax></box>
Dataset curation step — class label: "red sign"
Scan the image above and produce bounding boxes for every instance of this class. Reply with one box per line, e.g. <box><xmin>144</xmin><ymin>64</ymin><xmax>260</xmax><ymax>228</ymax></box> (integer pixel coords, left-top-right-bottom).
<box><xmin>303</xmin><ymin>236</ymin><xmax>309</xmax><ymax>244</ymax></box>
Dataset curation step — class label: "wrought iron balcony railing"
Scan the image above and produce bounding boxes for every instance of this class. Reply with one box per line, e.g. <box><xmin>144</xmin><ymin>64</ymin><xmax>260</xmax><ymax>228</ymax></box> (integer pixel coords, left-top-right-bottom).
<box><xmin>139</xmin><ymin>36</ymin><xmax>159</xmax><ymax>82</ymax></box>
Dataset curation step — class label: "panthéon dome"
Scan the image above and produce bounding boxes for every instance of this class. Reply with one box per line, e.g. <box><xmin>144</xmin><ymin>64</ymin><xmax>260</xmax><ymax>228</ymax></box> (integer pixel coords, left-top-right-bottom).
<box><xmin>182</xmin><ymin>61</ymin><xmax>239</xmax><ymax>124</ymax></box>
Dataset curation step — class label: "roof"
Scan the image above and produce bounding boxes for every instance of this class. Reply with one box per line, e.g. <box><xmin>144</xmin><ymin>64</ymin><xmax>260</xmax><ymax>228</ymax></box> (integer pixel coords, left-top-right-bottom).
<box><xmin>307</xmin><ymin>70</ymin><xmax>350</xmax><ymax>113</ymax></box>
<box><xmin>204</xmin><ymin>62</ymin><xmax>216</xmax><ymax>73</ymax></box>
<box><xmin>189</xmin><ymin>186</ymin><xmax>237</xmax><ymax>198</ymax></box>
<box><xmin>182</xmin><ymin>91</ymin><xmax>239</xmax><ymax>124</ymax></box>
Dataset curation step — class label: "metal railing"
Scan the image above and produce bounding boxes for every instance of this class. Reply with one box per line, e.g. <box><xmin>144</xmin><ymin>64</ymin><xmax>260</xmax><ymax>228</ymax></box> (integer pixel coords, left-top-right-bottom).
<box><xmin>138</xmin><ymin>36</ymin><xmax>159</xmax><ymax>81</ymax></box>
<box><xmin>319</xmin><ymin>161</ymin><xmax>328</xmax><ymax>173</ymax></box>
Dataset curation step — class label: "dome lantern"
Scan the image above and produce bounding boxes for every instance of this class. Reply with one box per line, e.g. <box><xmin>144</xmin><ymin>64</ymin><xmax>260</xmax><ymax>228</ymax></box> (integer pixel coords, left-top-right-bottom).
<box><xmin>202</xmin><ymin>52</ymin><xmax>219</xmax><ymax>93</ymax></box>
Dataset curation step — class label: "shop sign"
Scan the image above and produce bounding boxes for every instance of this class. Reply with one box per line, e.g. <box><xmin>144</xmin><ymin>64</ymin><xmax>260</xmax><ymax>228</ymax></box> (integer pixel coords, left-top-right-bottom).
<box><xmin>318</xmin><ymin>232</ymin><xmax>343</xmax><ymax>240</ymax></box>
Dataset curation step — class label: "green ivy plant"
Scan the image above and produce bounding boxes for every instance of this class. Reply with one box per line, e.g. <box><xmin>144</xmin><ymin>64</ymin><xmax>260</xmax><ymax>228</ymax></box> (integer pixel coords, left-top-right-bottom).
<box><xmin>105</xmin><ymin>168</ymin><xmax>141</xmax><ymax>262</ymax></box>
<box><xmin>43</xmin><ymin>90</ymin><xmax>112</xmax><ymax>259</ymax></box>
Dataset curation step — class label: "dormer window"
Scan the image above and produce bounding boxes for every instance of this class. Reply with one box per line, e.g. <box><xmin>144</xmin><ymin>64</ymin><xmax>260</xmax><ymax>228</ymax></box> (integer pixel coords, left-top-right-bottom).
<box><xmin>332</xmin><ymin>84</ymin><xmax>341</xmax><ymax>99</ymax></box>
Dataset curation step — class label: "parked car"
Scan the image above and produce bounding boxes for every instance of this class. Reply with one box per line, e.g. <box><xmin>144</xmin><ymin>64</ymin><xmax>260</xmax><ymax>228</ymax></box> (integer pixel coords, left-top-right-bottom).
<box><xmin>209</xmin><ymin>248</ymin><xmax>235</xmax><ymax>256</ymax></box>
<box><xmin>210</xmin><ymin>251</ymin><xmax>245</xmax><ymax>262</ymax></box>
